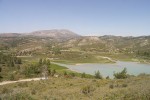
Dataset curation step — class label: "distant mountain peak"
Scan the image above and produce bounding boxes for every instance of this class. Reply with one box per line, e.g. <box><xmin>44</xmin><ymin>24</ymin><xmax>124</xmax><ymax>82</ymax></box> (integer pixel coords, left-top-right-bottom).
<box><xmin>29</xmin><ymin>29</ymin><xmax>81</xmax><ymax>40</ymax></box>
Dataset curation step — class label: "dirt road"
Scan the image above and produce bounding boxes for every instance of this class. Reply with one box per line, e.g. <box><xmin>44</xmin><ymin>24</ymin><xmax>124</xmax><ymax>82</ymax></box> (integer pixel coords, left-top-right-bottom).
<box><xmin>0</xmin><ymin>77</ymin><xmax>45</xmax><ymax>86</ymax></box>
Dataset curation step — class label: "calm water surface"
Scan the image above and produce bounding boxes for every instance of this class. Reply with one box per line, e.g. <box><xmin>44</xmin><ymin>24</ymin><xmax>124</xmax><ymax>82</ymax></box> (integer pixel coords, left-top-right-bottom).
<box><xmin>55</xmin><ymin>61</ymin><xmax>150</xmax><ymax>78</ymax></box>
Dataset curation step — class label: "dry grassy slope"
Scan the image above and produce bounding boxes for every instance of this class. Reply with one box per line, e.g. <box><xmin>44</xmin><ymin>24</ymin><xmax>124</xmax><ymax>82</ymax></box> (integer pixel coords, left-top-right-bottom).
<box><xmin>0</xmin><ymin>75</ymin><xmax>150</xmax><ymax>100</ymax></box>
<box><xmin>59</xmin><ymin>35</ymin><xmax>150</xmax><ymax>53</ymax></box>
<box><xmin>0</xmin><ymin>34</ymin><xmax>150</xmax><ymax>57</ymax></box>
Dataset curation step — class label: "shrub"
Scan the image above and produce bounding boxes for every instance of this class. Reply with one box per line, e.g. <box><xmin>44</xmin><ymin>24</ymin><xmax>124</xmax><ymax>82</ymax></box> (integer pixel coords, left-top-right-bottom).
<box><xmin>109</xmin><ymin>84</ymin><xmax>114</xmax><ymax>89</ymax></box>
<box><xmin>63</xmin><ymin>71</ymin><xmax>67</xmax><ymax>76</ymax></box>
<box><xmin>106</xmin><ymin>76</ymin><xmax>110</xmax><ymax>79</ymax></box>
<box><xmin>39</xmin><ymin>58</ymin><xmax>43</xmax><ymax>65</ymax></box>
<box><xmin>95</xmin><ymin>70</ymin><xmax>103</xmax><ymax>79</ymax></box>
<box><xmin>113</xmin><ymin>68</ymin><xmax>127</xmax><ymax>79</ymax></box>
<box><xmin>70</xmin><ymin>72</ymin><xmax>75</xmax><ymax>77</ymax></box>
<box><xmin>0</xmin><ymin>75</ymin><xmax>3</xmax><ymax>81</ymax></box>
<box><xmin>81</xmin><ymin>72</ymin><xmax>86</xmax><ymax>78</ymax></box>
<box><xmin>48</xmin><ymin>68</ymin><xmax>51</xmax><ymax>76</ymax></box>
<box><xmin>81</xmin><ymin>85</ymin><xmax>95</xmax><ymax>94</ymax></box>
<box><xmin>31</xmin><ymin>89</ymin><xmax>36</xmax><ymax>95</ymax></box>
<box><xmin>51</xmin><ymin>69</ymin><xmax>56</xmax><ymax>76</ymax></box>
<box><xmin>24</xmin><ymin>64</ymin><xmax>41</xmax><ymax>77</ymax></box>
<box><xmin>122</xmin><ymin>83</ymin><xmax>128</xmax><ymax>87</ymax></box>
<box><xmin>16</xmin><ymin>65</ymin><xmax>20</xmax><ymax>70</ymax></box>
<box><xmin>9</xmin><ymin>74</ymin><xmax>15</xmax><ymax>81</ymax></box>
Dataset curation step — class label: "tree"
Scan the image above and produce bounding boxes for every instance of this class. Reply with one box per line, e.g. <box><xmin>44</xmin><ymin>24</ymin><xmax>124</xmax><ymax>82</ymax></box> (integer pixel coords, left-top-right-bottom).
<box><xmin>11</xmin><ymin>61</ymin><xmax>15</xmax><ymax>67</ymax></box>
<box><xmin>95</xmin><ymin>70</ymin><xmax>102</xmax><ymax>79</ymax></box>
<box><xmin>48</xmin><ymin>68</ymin><xmax>51</xmax><ymax>76</ymax></box>
<box><xmin>64</xmin><ymin>71</ymin><xmax>67</xmax><ymax>76</ymax></box>
<box><xmin>47</xmin><ymin>59</ymin><xmax>51</xmax><ymax>65</ymax></box>
<box><xmin>10</xmin><ymin>74</ymin><xmax>15</xmax><ymax>81</ymax></box>
<box><xmin>42</xmin><ymin>65</ymin><xmax>48</xmax><ymax>79</ymax></box>
<box><xmin>17</xmin><ymin>65</ymin><xmax>20</xmax><ymax>70</ymax></box>
<box><xmin>113</xmin><ymin>68</ymin><xmax>127</xmax><ymax>79</ymax></box>
<box><xmin>0</xmin><ymin>75</ymin><xmax>3</xmax><ymax>80</ymax></box>
<box><xmin>17</xmin><ymin>58</ymin><xmax>22</xmax><ymax>64</ymax></box>
<box><xmin>81</xmin><ymin>72</ymin><xmax>86</xmax><ymax>78</ymax></box>
<box><xmin>52</xmin><ymin>46</ymin><xmax>61</xmax><ymax>55</ymax></box>
<box><xmin>43</xmin><ymin>59</ymin><xmax>47</xmax><ymax>65</ymax></box>
<box><xmin>51</xmin><ymin>69</ymin><xmax>56</xmax><ymax>76</ymax></box>
<box><xmin>70</xmin><ymin>72</ymin><xmax>75</xmax><ymax>77</ymax></box>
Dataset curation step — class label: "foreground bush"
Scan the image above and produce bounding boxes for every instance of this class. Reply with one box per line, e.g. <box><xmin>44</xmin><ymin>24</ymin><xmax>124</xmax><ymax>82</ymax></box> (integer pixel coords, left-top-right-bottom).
<box><xmin>81</xmin><ymin>85</ymin><xmax>95</xmax><ymax>94</ymax></box>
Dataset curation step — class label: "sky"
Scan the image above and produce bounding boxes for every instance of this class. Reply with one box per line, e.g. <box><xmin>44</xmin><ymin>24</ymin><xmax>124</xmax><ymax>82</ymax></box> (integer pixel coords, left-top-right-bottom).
<box><xmin>0</xmin><ymin>0</ymin><xmax>150</xmax><ymax>36</ymax></box>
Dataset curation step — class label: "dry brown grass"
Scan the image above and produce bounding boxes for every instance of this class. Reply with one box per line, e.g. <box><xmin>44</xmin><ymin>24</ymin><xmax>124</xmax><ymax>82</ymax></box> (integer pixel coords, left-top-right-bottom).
<box><xmin>0</xmin><ymin>75</ymin><xmax>150</xmax><ymax>100</ymax></box>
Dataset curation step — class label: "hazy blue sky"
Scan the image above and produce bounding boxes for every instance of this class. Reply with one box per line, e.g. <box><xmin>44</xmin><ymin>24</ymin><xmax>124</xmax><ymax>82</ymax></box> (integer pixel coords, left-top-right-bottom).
<box><xmin>0</xmin><ymin>0</ymin><xmax>150</xmax><ymax>36</ymax></box>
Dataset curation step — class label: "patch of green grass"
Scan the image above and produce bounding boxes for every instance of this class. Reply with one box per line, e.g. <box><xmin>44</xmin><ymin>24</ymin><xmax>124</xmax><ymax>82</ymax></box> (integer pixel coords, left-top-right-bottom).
<box><xmin>50</xmin><ymin>63</ymin><xmax>93</xmax><ymax>78</ymax></box>
<box><xmin>51</xmin><ymin>63</ymin><xmax>67</xmax><ymax>70</ymax></box>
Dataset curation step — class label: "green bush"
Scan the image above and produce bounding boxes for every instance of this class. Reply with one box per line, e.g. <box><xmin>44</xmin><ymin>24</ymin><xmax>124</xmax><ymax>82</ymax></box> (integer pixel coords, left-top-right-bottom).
<box><xmin>70</xmin><ymin>72</ymin><xmax>75</xmax><ymax>77</ymax></box>
<box><xmin>113</xmin><ymin>68</ymin><xmax>127</xmax><ymax>79</ymax></box>
<box><xmin>24</xmin><ymin>64</ymin><xmax>41</xmax><ymax>77</ymax></box>
<box><xmin>64</xmin><ymin>71</ymin><xmax>67</xmax><ymax>76</ymax></box>
<box><xmin>81</xmin><ymin>72</ymin><xmax>86</xmax><ymax>78</ymax></box>
<box><xmin>95</xmin><ymin>70</ymin><xmax>103</xmax><ymax>79</ymax></box>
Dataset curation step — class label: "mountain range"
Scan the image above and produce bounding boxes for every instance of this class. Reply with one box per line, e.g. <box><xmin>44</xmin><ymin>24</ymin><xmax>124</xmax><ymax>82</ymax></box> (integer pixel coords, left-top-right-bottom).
<box><xmin>0</xmin><ymin>29</ymin><xmax>150</xmax><ymax>60</ymax></box>
<box><xmin>0</xmin><ymin>29</ymin><xmax>80</xmax><ymax>41</ymax></box>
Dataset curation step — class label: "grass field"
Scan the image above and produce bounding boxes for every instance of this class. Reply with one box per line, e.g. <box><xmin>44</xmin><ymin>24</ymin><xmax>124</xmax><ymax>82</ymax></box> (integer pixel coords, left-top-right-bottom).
<box><xmin>0</xmin><ymin>74</ymin><xmax>150</xmax><ymax>100</ymax></box>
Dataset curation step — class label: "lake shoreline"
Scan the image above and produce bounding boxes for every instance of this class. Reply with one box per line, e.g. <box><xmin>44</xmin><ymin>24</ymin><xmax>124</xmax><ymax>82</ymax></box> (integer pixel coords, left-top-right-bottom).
<box><xmin>54</xmin><ymin>61</ymin><xmax>150</xmax><ymax>78</ymax></box>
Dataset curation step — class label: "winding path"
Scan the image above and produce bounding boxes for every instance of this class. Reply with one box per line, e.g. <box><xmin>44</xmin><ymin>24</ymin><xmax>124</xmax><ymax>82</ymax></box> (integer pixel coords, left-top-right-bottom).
<box><xmin>0</xmin><ymin>77</ymin><xmax>45</xmax><ymax>86</ymax></box>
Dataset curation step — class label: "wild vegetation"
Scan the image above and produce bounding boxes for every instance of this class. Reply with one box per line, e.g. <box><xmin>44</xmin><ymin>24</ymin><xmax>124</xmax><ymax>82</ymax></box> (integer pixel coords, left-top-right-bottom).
<box><xmin>0</xmin><ymin>33</ymin><xmax>150</xmax><ymax>64</ymax></box>
<box><xmin>0</xmin><ymin>74</ymin><xmax>150</xmax><ymax>100</ymax></box>
<box><xmin>113</xmin><ymin>68</ymin><xmax>128</xmax><ymax>79</ymax></box>
<box><xmin>0</xmin><ymin>31</ymin><xmax>150</xmax><ymax>99</ymax></box>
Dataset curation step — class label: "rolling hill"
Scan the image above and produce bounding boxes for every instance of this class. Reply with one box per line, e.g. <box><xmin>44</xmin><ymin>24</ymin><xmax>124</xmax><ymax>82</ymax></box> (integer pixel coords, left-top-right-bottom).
<box><xmin>0</xmin><ymin>30</ymin><xmax>150</xmax><ymax>62</ymax></box>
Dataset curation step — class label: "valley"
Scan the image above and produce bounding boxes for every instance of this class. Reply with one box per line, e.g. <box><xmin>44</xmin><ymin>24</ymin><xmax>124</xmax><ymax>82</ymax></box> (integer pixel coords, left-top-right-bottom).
<box><xmin>0</xmin><ymin>29</ymin><xmax>150</xmax><ymax>99</ymax></box>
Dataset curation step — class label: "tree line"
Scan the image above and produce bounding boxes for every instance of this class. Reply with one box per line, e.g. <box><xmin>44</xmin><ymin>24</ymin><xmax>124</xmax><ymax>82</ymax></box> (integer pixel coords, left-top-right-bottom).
<box><xmin>0</xmin><ymin>52</ymin><xmax>22</xmax><ymax>67</ymax></box>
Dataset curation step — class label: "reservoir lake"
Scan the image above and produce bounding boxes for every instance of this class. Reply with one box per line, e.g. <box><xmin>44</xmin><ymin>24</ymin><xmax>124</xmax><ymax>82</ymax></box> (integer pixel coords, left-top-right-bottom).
<box><xmin>56</xmin><ymin>61</ymin><xmax>150</xmax><ymax>78</ymax></box>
